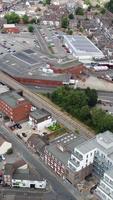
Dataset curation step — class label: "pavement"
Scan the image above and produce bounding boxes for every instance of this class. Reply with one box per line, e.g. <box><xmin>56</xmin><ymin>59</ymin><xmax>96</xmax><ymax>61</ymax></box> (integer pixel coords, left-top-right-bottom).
<box><xmin>0</xmin><ymin>124</ymin><xmax>84</xmax><ymax>200</ymax></box>
<box><xmin>78</xmin><ymin>76</ymin><xmax>113</xmax><ymax>92</ymax></box>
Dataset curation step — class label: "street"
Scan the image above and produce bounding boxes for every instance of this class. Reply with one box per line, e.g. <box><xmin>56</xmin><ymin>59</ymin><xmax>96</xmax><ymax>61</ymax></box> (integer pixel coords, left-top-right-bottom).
<box><xmin>0</xmin><ymin>124</ymin><xmax>83</xmax><ymax>200</ymax></box>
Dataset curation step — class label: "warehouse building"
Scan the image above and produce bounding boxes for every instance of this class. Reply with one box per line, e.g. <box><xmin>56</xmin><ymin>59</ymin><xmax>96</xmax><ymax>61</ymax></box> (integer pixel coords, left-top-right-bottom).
<box><xmin>63</xmin><ymin>35</ymin><xmax>104</xmax><ymax>63</ymax></box>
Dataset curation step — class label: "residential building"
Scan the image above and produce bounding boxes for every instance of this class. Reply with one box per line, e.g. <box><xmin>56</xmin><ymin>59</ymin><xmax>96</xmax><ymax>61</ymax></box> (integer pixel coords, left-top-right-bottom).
<box><xmin>96</xmin><ymin>169</ymin><xmax>113</xmax><ymax>200</ymax></box>
<box><xmin>67</xmin><ymin>131</ymin><xmax>113</xmax><ymax>185</ymax></box>
<box><xmin>0</xmin><ymin>91</ymin><xmax>31</xmax><ymax>122</ymax></box>
<box><xmin>3</xmin><ymin>24</ymin><xmax>20</xmax><ymax>33</ymax></box>
<box><xmin>42</xmin><ymin>4</ymin><xmax>68</xmax><ymax>27</ymax></box>
<box><xmin>44</xmin><ymin>133</ymin><xmax>86</xmax><ymax>178</ymax></box>
<box><xmin>63</xmin><ymin>35</ymin><xmax>104</xmax><ymax>63</ymax></box>
<box><xmin>3</xmin><ymin>160</ymin><xmax>47</xmax><ymax>189</ymax></box>
<box><xmin>29</xmin><ymin>108</ymin><xmax>53</xmax><ymax>133</ymax></box>
<box><xmin>27</xmin><ymin>134</ymin><xmax>46</xmax><ymax>155</ymax></box>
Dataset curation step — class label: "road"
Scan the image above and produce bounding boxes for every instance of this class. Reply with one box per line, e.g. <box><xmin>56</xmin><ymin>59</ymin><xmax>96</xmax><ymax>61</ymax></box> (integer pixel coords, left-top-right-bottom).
<box><xmin>0</xmin><ymin>71</ymin><xmax>94</xmax><ymax>139</ymax></box>
<box><xmin>0</xmin><ymin>124</ymin><xmax>83</xmax><ymax>200</ymax></box>
<box><xmin>34</xmin><ymin>26</ymin><xmax>50</xmax><ymax>55</ymax></box>
<box><xmin>98</xmin><ymin>91</ymin><xmax>113</xmax><ymax>102</ymax></box>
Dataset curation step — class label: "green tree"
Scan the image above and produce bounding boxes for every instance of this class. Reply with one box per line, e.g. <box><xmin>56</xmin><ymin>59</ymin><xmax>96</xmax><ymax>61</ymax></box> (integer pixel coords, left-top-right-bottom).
<box><xmin>75</xmin><ymin>7</ymin><xmax>84</xmax><ymax>15</ymax></box>
<box><xmin>91</xmin><ymin>108</ymin><xmax>106</xmax><ymax>132</ymax></box>
<box><xmin>67</xmin><ymin>29</ymin><xmax>73</xmax><ymax>35</ymax></box>
<box><xmin>100</xmin><ymin>8</ymin><xmax>106</xmax><ymax>14</ymax></box>
<box><xmin>85</xmin><ymin>87</ymin><xmax>98</xmax><ymax>107</ymax></box>
<box><xmin>61</xmin><ymin>16</ymin><xmax>69</xmax><ymax>29</ymax></box>
<box><xmin>68</xmin><ymin>13</ymin><xmax>74</xmax><ymax>19</ymax></box>
<box><xmin>79</xmin><ymin>105</ymin><xmax>91</xmax><ymax>121</ymax></box>
<box><xmin>7</xmin><ymin>148</ymin><xmax>13</xmax><ymax>154</ymax></box>
<box><xmin>43</xmin><ymin>0</ymin><xmax>51</xmax><ymax>5</ymax></box>
<box><xmin>28</xmin><ymin>24</ymin><xmax>34</xmax><ymax>32</ymax></box>
<box><xmin>4</xmin><ymin>12</ymin><xmax>20</xmax><ymax>24</ymax></box>
<box><xmin>106</xmin><ymin>0</ymin><xmax>113</xmax><ymax>13</ymax></box>
<box><xmin>22</xmin><ymin>14</ymin><xmax>29</xmax><ymax>23</ymax></box>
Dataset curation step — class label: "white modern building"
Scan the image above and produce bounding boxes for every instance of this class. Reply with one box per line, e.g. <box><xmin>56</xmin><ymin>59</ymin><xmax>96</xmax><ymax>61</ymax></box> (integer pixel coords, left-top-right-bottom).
<box><xmin>96</xmin><ymin>169</ymin><xmax>113</xmax><ymax>200</ymax></box>
<box><xmin>29</xmin><ymin>108</ymin><xmax>53</xmax><ymax>133</ymax></box>
<box><xmin>67</xmin><ymin>131</ymin><xmax>113</xmax><ymax>191</ymax></box>
<box><xmin>63</xmin><ymin>35</ymin><xmax>104</xmax><ymax>63</ymax></box>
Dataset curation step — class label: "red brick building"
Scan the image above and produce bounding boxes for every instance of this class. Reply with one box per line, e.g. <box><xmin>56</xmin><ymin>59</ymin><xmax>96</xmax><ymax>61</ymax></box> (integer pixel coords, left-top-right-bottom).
<box><xmin>44</xmin><ymin>147</ymin><xmax>65</xmax><ymax>177</ymax></box>
<box><xmin>0</xmin><ymin>91</ymin><xmax>31</xmax><ymax>122</ymax></box>
<box><xmin>3</xmin><ymin>24</ymin><xmax>20</xmax><ymax>33</ymax></box>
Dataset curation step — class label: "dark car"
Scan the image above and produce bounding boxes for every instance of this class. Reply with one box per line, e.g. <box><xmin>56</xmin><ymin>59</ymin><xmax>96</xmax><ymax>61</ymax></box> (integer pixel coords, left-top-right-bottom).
<box><xmin>22</xmin><ymin>132</ymin><xmax>27</xmax><ymax>137</ymax></box>
<box><xmin>90</xmin><ymin>184</ymin><xmax>98</xmax><ymax>194</ymax></box>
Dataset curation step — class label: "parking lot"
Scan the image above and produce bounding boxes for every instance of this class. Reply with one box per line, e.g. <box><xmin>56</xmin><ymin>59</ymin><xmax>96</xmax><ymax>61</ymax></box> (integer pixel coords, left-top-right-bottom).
<box><xmin>39</xmin><ymin>25</ymin><xmax>70</xmax><ymax>58</ymax></box>
<box><xmin>0</xmin><ymin>32</ymin><xmax>37</xmax><ymax>57</ymax></box>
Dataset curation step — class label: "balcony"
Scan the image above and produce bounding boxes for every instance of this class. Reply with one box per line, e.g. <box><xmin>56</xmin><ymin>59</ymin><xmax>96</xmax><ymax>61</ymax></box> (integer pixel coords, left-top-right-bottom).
<box><xmin>73</xmin><ymin>151</ymin><xmax>83</xmax><ymax>161</ymax></box>
<box><xmin>69</xmin><ymin>158</ymin><xmax>80</xmax><ymax>168</ymax></box>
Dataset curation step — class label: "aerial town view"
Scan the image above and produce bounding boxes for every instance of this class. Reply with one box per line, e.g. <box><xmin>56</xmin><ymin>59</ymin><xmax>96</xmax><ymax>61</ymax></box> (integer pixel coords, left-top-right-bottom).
<box><xmin>0</xmin><ymin>0</ymin><xmax>113</xmax><ymax>199</ymax></box>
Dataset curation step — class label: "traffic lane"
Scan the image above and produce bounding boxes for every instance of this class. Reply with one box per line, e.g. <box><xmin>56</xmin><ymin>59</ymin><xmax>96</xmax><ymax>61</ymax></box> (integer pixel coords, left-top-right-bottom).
<box><xmin>0</xmin><ymin>126</ymin><xmax>76</xmax><ymax>200</ymax></box>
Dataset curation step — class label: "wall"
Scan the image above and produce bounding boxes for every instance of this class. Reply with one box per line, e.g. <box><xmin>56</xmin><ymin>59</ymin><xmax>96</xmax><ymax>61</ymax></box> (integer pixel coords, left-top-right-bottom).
<box><xmin>12</xmin><ymin>179</ymin><xmax>47</xmax><ymax>189</ymax></box>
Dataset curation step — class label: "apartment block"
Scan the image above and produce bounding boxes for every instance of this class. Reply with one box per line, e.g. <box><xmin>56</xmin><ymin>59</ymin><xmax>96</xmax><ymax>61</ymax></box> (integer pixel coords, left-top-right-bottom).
<box><xmin>0</xmin><ymin>91</ymin><xmax>31</xmax><ymax>122</ymax></box>
<box><xmin>67</xmin><ymin>131</ymin><xmax>113</xmax><ymax>185</ymax></box>
<box><xmin>96</xmin><ymin>169</ymin><xmax>113</xmax><ymax>200</ymax></box>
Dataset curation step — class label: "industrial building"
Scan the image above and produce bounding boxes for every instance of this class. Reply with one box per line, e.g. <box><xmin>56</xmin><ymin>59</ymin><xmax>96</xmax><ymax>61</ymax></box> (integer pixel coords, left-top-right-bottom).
<box><xmin>63</xmin><ymin>35</ymin><xmax>104</xmax><ymax>63</ymax></box>
<box><xmin>0</xmin><ymin>49</ymin><xmax>84</xmax><ymax>87</ymax></box>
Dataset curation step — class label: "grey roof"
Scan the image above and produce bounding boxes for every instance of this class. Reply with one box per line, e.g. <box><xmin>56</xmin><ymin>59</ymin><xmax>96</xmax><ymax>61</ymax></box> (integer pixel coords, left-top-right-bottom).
<box><xmin>30</xmin><ymin>108</ymin><xmax>50</xmax><ymax>121</ymax></box>
<box><xmin>0</xmin><ymin>91</ymin><xmax>25</xmax><ymax>108</ymax></box>
<box><xmin>76</xmin><ymin>131</ymin><xmax>113</xmax><ymax>161</ymax></box>
<box><xmin>46</xmin><ymin>134</ymin><xmax>86</xmax><ymax>165</ymax></box>
<box><xmin>63</xmin><ymin>35</ymin><xmax>104</xmax><ymax>57</ymax></box>
<box><xmin>13</xmin><ymin>168</ymin><xmax>42</xmax><ymax>181</ymax></box>
<box><xmin>0</xmin><ymin>51</ymin><xmax>69</xmax><ymax>82</ymax></box>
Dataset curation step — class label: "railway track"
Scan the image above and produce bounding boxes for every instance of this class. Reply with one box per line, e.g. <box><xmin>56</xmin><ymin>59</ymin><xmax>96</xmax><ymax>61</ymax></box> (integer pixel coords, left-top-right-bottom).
<box><xmin>0</xmin><ymin>71</ymin><xmax>94</xmax><ymax>139</ymax></box>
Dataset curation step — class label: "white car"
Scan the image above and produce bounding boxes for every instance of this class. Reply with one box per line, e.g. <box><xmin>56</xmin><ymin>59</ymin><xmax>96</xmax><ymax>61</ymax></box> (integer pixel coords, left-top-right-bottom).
<box><xmin>1</xmin><ymin>155</ymin><xmax>5</xmax><ymax>160</ymax></box>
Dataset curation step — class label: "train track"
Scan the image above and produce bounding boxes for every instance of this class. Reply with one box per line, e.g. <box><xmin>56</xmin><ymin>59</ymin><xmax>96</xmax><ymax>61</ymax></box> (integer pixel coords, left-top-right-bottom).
<box><xmin>0</xmin><ymin>71</ymin><xmax>94</xmax><ymax>139</ymax></box>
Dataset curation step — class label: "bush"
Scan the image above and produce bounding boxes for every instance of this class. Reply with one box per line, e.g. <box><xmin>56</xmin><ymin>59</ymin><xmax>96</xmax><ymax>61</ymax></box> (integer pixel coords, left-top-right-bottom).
<box><xmin>7</xmin><ymin>148</ymin><xmax>13</xmax><ymax>154</ymax></box>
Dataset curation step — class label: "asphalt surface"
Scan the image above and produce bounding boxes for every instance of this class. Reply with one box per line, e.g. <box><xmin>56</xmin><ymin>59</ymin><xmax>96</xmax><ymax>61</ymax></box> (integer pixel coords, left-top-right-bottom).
<box><xmin>0</xmin><ymin>124</ymin><xmax>82</xmax><ymax>200</ymax></box>
<box><xmin>98</xmin><ymin>91</ymin><xmax>113</xmax><ymax>102</ymax></box>
<box><xmin>34</xmin><ymin>26</ymin><xmax>50</xmax><ymax>55</ymax></box>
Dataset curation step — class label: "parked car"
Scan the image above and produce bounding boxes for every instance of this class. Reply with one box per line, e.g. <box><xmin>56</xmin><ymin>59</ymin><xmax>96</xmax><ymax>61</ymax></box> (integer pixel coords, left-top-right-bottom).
<box><xmin>22</xmin><ymin>132</ymin><xmax>27</xmax><ymax>137</ymax></box>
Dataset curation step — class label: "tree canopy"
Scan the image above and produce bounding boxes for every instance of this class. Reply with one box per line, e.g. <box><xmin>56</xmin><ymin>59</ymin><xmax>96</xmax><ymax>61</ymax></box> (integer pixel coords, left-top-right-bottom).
<box><xmin>28</xmin><ymin>24</ymin><xmax>34</xmax><ymax>32</ymax></box>
<box><xmin>22</xmin><ymin>14</ymin><xmax>29</xmax><ymax>23</ymax></box>
<box><xmin>4</xmin><ymin>12</ymin><xmax>20</xmax><ymax>24</ymax></box>
<box><xmin>75</xmin><ymin>7</ymin><xmax>84</xmax><ymax>15</ymax></box>
<box><xmin>106</xmin><ymin>0</ymin><xmax>113</xmax><ymax>13</ymax></box>
<box><xmin>61</xmin><ymin>16</ymin><xmax>69</xmax><ymax>29</ymax></box>
<box><xmin>49</xmin><ymin>86</ymin><xmax>113</xmax><ymax>133</ymax></box>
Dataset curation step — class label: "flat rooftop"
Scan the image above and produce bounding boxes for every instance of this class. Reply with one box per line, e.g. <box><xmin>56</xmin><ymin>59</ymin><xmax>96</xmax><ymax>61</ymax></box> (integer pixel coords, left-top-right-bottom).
<box><xmin>46</xmin><ymin>133</ymin><xmax>86</xmax><ymax>165</ymax></box>
<box><xmin>0</xmin><ymin>91</ymin><xmax>25</xmax><ymax>108</ymax></box>
<box><xmin>30</xmin><ymin>108</ymin><xmax>50</xmax><ymax>121</ymax></box>
<box><xmin>76</xmin><ymin>131</ymin><xmax>113</xmax><ymax>161</ymax></box>
<box><xmin>63</xmin><ymin>35</ymin><xmax>104</xmax><ymax>57</ymax></box>
<box><xmin>0</xmin><ymin>50</ymin><xmax>70</xmax><ymax>82</ymax></box>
